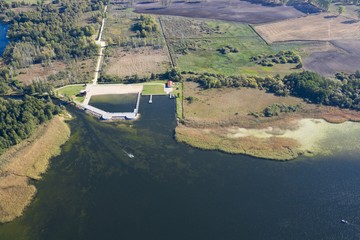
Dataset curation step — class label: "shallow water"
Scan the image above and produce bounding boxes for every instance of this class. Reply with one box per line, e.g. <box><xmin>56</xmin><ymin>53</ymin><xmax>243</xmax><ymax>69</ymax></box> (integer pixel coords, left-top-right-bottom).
<box><xmin>0</xmin><ymin>23</ymin><xmax>8</xmax><ymax>56</ymax></box>
<box><xmin>0</xmin><ymin>96</ymin><xmax>359</xmax><ymax>240</ymax></box>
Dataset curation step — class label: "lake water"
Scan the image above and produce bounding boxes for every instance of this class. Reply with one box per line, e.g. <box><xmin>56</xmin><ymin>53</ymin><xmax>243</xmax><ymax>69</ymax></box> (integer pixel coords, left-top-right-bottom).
<box><xmin>0</xmin><ymin>96</ymin><xmax>359</xmax><ymax>240</ymax></box>
<box><xmin>0</xmin><ymin>23</ymin><xmax>8</xmax><ymax>56</ymax></box>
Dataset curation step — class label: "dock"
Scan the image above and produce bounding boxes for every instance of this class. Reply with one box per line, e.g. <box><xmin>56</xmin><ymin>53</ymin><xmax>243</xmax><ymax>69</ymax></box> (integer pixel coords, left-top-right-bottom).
<box><xmin>149</xmin><ymin>95</ymin><xmax>153</xmax><ymax>104</ymax></box>
<box><xmin>80</xmin><ymin>84</ymin><xmax>143</xmax><ymax>121</ymax></box>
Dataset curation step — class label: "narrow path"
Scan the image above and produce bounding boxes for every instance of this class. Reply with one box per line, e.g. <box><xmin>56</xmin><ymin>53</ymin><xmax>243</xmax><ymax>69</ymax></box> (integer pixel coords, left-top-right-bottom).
<box><xmin>92</xmin><ymin>5</ymin><xmax>108</xmax><ymax>85</ymax></box>
<box><xmin>158</xmin><ymin>17</ymin><xmax>175</xmax><ymax>68</ymax></box>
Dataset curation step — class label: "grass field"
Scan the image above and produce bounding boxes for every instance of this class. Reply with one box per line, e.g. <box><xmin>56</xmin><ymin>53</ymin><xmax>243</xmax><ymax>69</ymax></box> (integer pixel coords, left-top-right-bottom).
<box><xmin>164</xmin><ymin>18</ymin><xmax>301</xmax><ymax>76</ymax></box>
<box><xmin>142</xmin><ymin>84</ymin><xmax>166</xmax><ymax>95</ymax></box>
<box><xmin>56</xmin><ymin>85</ymin><xmax>85</xmax><ymax>102</ymax></box>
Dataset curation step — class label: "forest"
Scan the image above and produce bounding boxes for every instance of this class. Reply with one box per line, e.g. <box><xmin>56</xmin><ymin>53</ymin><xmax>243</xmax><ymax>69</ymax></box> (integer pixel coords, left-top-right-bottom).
<box><xmin>0</xmin><ymin>96</ymin><xmax>61</xmax><ymax>153</ymax></box>
<box><xmin>0</xmin><ymin>0</ymin><xmax>109</xmax><ymax>153</ymax></box>
<box><xmin>3</xmin><ymin>0</ymin><xmax>108</xmax><ymax>69</ymax></box>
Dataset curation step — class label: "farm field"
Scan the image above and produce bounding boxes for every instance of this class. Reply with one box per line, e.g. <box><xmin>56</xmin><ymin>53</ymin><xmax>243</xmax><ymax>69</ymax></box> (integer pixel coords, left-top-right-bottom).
<box><xmin>134</xmin><ymin>0</ymin><xmax>304</xmax><ymax>24</ymax></box>
<box><xmin>162</xmin><ymin>17</ymin><xmax>302</xmax><ymax>76</ymax></box>
<box><xmin>303</xmin><ymin>39</ymin><xmax>360</xmax><ymax>75</ymax></box>
<box><xmin>104</xmin><ymin>47</ymin><xmax>170</xmax><ymax>78</ymax></box>
<box><xmin>255</xmin><ymin>13</ymin><xmax>360</xmax><ymax>43</ymax></box>
<box><xmin>329</xmin><ymin>3</ymin><xmax>360</xmax><ymax>19</ymax></box>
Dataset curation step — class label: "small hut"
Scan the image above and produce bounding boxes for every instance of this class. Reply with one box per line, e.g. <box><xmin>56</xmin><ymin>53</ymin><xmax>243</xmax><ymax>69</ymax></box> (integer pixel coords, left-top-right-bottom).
<box><xmin>166</xmin><ymin>80</ymin><xmax>173</xmax><ymax>88</ymax></box>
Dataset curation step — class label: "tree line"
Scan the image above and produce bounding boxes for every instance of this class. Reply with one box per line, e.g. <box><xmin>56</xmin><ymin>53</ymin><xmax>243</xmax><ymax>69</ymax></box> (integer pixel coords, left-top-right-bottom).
<box><xmin>185</xmin><ymin>70</ymin><xmax>360</xmax><ymax>110</ymax></box>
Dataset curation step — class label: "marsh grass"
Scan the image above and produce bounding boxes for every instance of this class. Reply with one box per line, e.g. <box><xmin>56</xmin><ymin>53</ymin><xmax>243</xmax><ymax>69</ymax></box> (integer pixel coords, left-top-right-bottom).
<box><xmin>0</xmin><ymin>116</ymin><xmax>71</xmax><ymax>223</ymax></box>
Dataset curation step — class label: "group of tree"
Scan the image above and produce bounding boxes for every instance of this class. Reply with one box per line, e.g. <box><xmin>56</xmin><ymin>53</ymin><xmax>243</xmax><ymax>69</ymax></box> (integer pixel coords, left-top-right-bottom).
<box><xmin>0</xmin><ymin>95</ymin><xmax>61</xmax><ymax>153</ymax></box>
<box><xmin>132</xmin><ymin>15</ymin><xmax>158</xmax><ymax>38</ymax></box>
<box><xmin>99</xmin><ymin>68</ymin><xmax>182</xmax><ymax>84</ymax></box>
<box><xmin>3</xmin><ymin>0</ymin><xmax>109</xmax><ymax>69</ymax></box>
<box><xmin>250</xmin><ymin>51</ymin><xmax>302</xmax><ymax>68</ymax></box>
<box><xmin>185</xmin><ymin>70</ymin><xmax>360</xmax><ymax>110</ymax></box>
<box><xmin>0</xmin><ymin>0</ymin><xmax>109</xmax><ymax>154</ymax></box>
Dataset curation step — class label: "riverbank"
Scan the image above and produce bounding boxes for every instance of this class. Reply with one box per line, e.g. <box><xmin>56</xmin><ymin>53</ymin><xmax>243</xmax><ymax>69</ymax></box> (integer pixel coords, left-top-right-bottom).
<box><xmin>0</xmin><ymin>115</ymin><xmax>71</xmax><ymax>223</ymax></box>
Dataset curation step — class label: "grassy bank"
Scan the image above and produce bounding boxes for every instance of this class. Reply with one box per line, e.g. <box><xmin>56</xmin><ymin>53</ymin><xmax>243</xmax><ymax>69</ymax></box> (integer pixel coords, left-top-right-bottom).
<box><xmin>0</xmin><ymin>115</ymin><xmax>71</xmax><ymax>223</ymax></box>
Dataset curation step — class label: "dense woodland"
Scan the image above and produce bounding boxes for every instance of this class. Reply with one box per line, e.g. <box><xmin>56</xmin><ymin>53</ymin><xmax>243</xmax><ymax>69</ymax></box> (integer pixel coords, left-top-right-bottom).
<box><xmin>3</xmin><ymin>0</ymin><xmax>108</xmax><ymax>69</ymax></box>
<box><xmin>0</xmin><ymin>0</ymin><xmax>108</xmax><ymax>153</ymax></box>
<box><xmin>0</xmin><ymin>96</ymin><xmax>61</xmax><ymax>153</ymax></box>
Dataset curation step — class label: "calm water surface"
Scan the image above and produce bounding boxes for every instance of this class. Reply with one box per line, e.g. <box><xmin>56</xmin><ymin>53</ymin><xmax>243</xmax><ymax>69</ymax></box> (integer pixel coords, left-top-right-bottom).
<box><xmin>89</xmin><ymin>94</ymin><xmax>137</xmax><ymax>112</ymax></box>
<box><xmin>0</xmin><ymin>96</ymin><xmax>359</xmax><ymax>240</ymax></box>
<box><xmin>0</xmin><ymin>23</ymin><xmax>8</xmax><ymax>56</ymax></box>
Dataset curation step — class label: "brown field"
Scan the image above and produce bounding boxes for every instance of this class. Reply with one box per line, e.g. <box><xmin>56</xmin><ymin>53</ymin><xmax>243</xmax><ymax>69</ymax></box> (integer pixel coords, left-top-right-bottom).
<box><xmin>182</xmin><ymin>82</ymin><xmax>360</xmax><ymax>128</ymax></box>
<box><xmin>16</xmin><ymin>59</ymin><xmax>95</xmax><ymax>86</ymax></box>
<box><xmin>303</xmin><ymin>40</ymin><xmax>360</xmax><ymax>75</ymax></box>
<box><xmin>0</xmin><ymin>116</ymin><xmax>70</xmax><ymax>223</ymax></box>
<box><xmin>104</xmin><ymin>47</ymin><xmax>170</xmax><ymax>77</ymax></box>
<box><xmin>16</xmin><ymin>62</ymin><xmax>67</xmax><ymax>85</ymax></box>
<box><xmin>183</xmin><ymin>81</ymin><xmax>303</xmax><ymax>125</ymax></box>
<box><xmin>255</xmin><ymin>13</ymin><xmax>360</xmax><ymax>43</ymax></box>
<box><xmin>134</xmin><ymin>0</ymin><xmax>304</xmax><ymax>24</ymax></box>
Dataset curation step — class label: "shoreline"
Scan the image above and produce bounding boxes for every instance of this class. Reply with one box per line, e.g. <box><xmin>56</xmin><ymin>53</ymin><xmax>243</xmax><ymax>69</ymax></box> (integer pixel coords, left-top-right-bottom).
<box><xmin>176</xmin><ymin>117</ymin><xmax>360</xmax><ymax>161</ymax></box>
<box><xmin>0</xmin><ymin>115</ymin><xmax>71</xmax><ymax>223</ymax></box>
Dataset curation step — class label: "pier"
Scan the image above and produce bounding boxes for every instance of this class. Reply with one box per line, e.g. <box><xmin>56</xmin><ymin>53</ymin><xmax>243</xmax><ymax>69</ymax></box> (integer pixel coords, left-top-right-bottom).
<box><xmin>80</xmin><ymin>84</ymin><xmax>143</xmax><ymax>120</ymax></box>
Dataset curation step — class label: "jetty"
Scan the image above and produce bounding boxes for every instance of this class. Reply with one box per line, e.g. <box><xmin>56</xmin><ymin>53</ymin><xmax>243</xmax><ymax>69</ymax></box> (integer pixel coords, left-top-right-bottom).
<box><xmin>80</xmin><ymin>84</ymin><xmax>143</xmax><ymax>120</ymax></box>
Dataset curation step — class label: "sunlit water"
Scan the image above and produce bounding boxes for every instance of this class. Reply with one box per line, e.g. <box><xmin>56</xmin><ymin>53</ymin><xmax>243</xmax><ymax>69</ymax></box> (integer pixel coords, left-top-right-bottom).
<box><xmin>0</xmin><ymin>96</ymin><xmax>359</xmax><ymax>240</ymax></box>
<box><xmin>0</xmin><ymin>23</ymin><xmax>8</xmax><ymax>56</ymax></box>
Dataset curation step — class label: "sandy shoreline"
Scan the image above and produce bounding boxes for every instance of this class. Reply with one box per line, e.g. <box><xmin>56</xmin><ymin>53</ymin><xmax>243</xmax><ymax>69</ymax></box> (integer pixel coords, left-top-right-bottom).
<box><xmin>0</xmin><ymin>116</ymin><xmax>71</xmax><ymax>223</ymax></box>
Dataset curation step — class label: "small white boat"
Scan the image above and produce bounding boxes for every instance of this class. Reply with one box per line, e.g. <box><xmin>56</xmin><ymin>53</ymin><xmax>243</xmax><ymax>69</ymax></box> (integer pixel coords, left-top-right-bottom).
<box><xmin>122</xmin><ymin>149</ymin><xmax>134</xmax><ymax>158</ymax></box>
<box><xmin>149</xmin><ymin>95</ymin><xmax>153</xmax><ymax>104</ymax></box>
<box><xmin>341</xmin><ymin>219</ymin><xmax>349</xmax><ymax>224</ymax></box>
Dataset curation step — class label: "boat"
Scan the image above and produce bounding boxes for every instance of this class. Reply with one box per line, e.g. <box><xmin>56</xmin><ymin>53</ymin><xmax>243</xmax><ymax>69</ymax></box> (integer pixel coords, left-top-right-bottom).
<box><xmin>341</xmin><ymin>219</ymin><xmax>349</xmax><ymax>224</ymax></box>
<box><xmin>122</xmin><ymin>149</ymin><xmax>134</xmax><ymax>158</ymax></box>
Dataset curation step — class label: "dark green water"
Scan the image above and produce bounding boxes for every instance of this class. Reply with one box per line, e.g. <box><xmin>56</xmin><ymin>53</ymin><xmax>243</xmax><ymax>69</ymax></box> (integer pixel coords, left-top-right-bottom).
<box><xmin>89</xmin><ymin>94</ymin><xmax>137</xmax><ymax>112</ymax></box>
<box><xmin>0</xmin><ymin>23</ymin><xmax>8</xmax><ymax>56</ymax></box>
<box><xmin>0</xmin><ymin>96</ymin><xmax>360</xmax><ymax>240</ymax></box>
